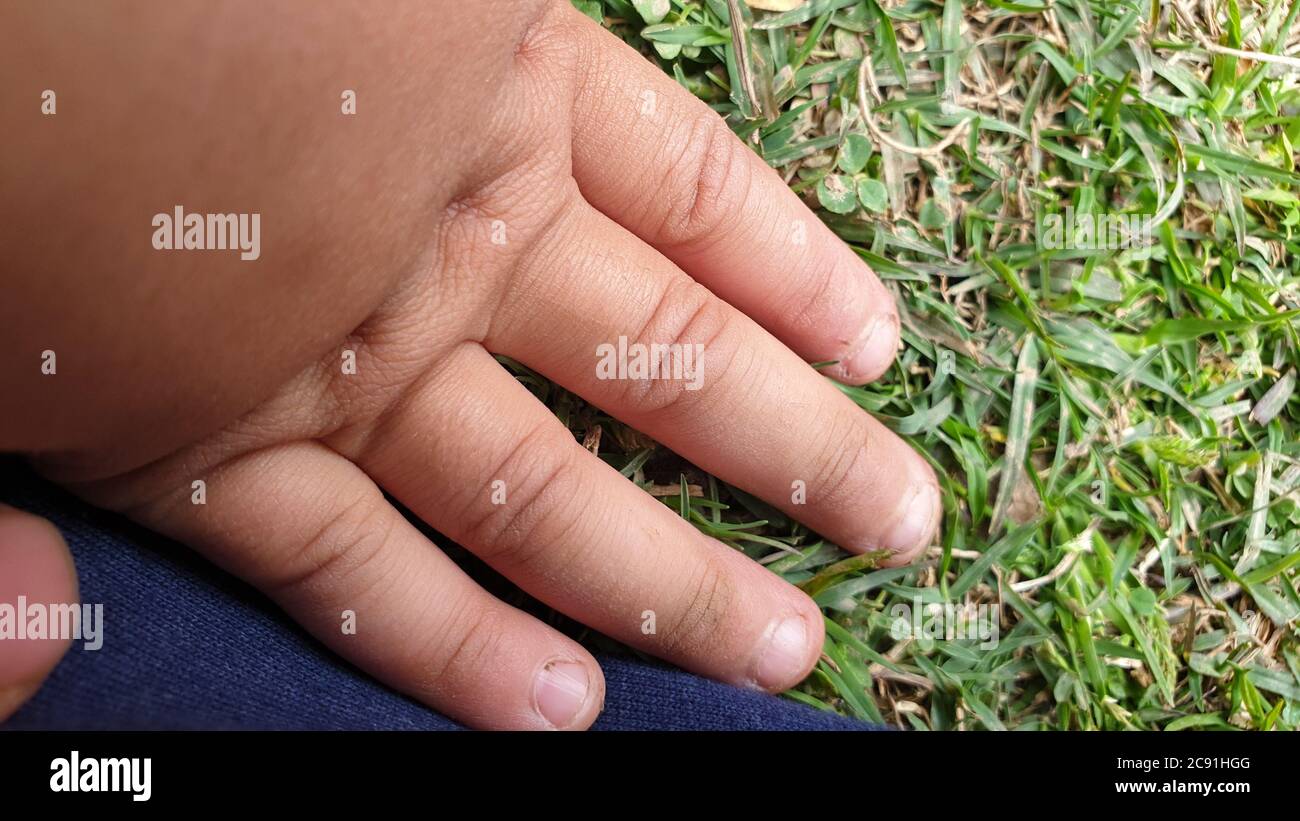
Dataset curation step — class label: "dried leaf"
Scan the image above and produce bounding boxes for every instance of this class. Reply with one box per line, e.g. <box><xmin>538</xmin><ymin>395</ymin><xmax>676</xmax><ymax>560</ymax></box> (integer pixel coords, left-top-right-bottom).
<box><xmin>1250</xmin><ymin>369</ymin><xmax>1295</xmax><ymax>426</ymax></box>
<box><xmin>744</xmin><ymin>0</ymin><xmax>806</xmax><ymax>10</ymax></box>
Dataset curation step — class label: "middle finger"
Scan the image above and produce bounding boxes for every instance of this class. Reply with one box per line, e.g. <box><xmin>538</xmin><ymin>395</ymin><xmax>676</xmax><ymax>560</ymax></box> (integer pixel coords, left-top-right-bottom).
<box><xmin>486</xmin><ymin>193</ymin><xmax>941</xmax><ymax>566</ymax></box>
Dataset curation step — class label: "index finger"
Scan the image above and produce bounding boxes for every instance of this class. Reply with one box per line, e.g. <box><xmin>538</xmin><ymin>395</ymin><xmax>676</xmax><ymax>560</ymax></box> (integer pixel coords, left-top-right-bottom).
<box><xmin>564</xmin><ymin>5</ymin><xmax>900</xmax><ymax>385</ymax></box>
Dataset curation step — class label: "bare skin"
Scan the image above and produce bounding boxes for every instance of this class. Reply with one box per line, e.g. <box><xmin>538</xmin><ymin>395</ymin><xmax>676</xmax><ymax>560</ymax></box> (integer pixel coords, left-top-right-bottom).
<box><xmin>0</xmin><ymin>0</ymin><xmax>940</xmax><ymax>729</ymax></box>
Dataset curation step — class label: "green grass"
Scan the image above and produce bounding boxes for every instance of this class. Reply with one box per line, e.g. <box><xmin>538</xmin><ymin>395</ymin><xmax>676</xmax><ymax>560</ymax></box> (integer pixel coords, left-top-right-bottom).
<box><xmin>543</xmin><ymin>0</ymin><xmax>1300</xmax><ymax>729</ymax></box>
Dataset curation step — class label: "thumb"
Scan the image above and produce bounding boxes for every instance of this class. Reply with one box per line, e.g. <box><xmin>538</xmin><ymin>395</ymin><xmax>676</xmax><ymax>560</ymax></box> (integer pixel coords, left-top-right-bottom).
<box><xmin>0</xmin><ymin>502</ymin><xmax>79</xmax><ymax>722</ymax></box>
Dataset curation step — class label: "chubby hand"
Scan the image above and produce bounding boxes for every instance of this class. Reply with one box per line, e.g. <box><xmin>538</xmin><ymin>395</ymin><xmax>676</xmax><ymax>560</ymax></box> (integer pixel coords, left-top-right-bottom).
<box><xmin>1</xmin><ymin>0</ymin><xmax>940</xmax><ymax>729</ymax></box>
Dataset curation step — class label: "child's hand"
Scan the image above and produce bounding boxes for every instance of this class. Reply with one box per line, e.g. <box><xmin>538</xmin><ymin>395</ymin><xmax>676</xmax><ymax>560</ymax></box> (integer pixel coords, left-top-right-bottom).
<box><xmin>2</xmin><ymin>0</ymin><xmax>939</xmax><ymax>729</ymax></box>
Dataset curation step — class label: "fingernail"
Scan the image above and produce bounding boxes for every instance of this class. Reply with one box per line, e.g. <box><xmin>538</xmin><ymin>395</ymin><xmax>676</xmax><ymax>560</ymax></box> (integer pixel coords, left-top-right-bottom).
<box><xmin>882</xmin><ymin>482</ymin><xmax>940</xmax><ymax>557</ymax></box>
<box><xmin>752</xmin><ymin>615</ymin><xmax>811</xmax><ymax>690</ymax></box>
<box><xmin>534</xmin><ymin>660</ymin><xmax>589</xmax><ymax>729</ymax></box>
<box><xmin>841</xmin><ymin>313</ymin><xmax>899</xmax><ymax>382</ymax></box>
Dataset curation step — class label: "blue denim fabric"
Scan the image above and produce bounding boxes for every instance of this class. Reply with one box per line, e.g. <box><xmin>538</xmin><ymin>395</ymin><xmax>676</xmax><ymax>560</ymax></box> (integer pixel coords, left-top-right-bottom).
<box><xmin>0</xmin><ymin>462</ymin><xmax>869</xmax><ymax>730</ymax></box>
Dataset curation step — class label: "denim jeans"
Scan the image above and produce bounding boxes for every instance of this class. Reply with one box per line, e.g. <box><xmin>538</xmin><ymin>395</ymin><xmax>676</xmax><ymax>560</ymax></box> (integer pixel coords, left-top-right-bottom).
<box><xmin>0</xmin><ymin>461</ymin><xmax>869</xmax><ymax>730</ymax></box>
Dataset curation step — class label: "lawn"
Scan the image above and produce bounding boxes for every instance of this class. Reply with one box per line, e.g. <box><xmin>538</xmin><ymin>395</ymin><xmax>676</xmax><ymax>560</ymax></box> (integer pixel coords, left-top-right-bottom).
<box><xmin>538</xmin><ymin>0</ymin><xmax>1300</xmax><ymax>729</ymax></box>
